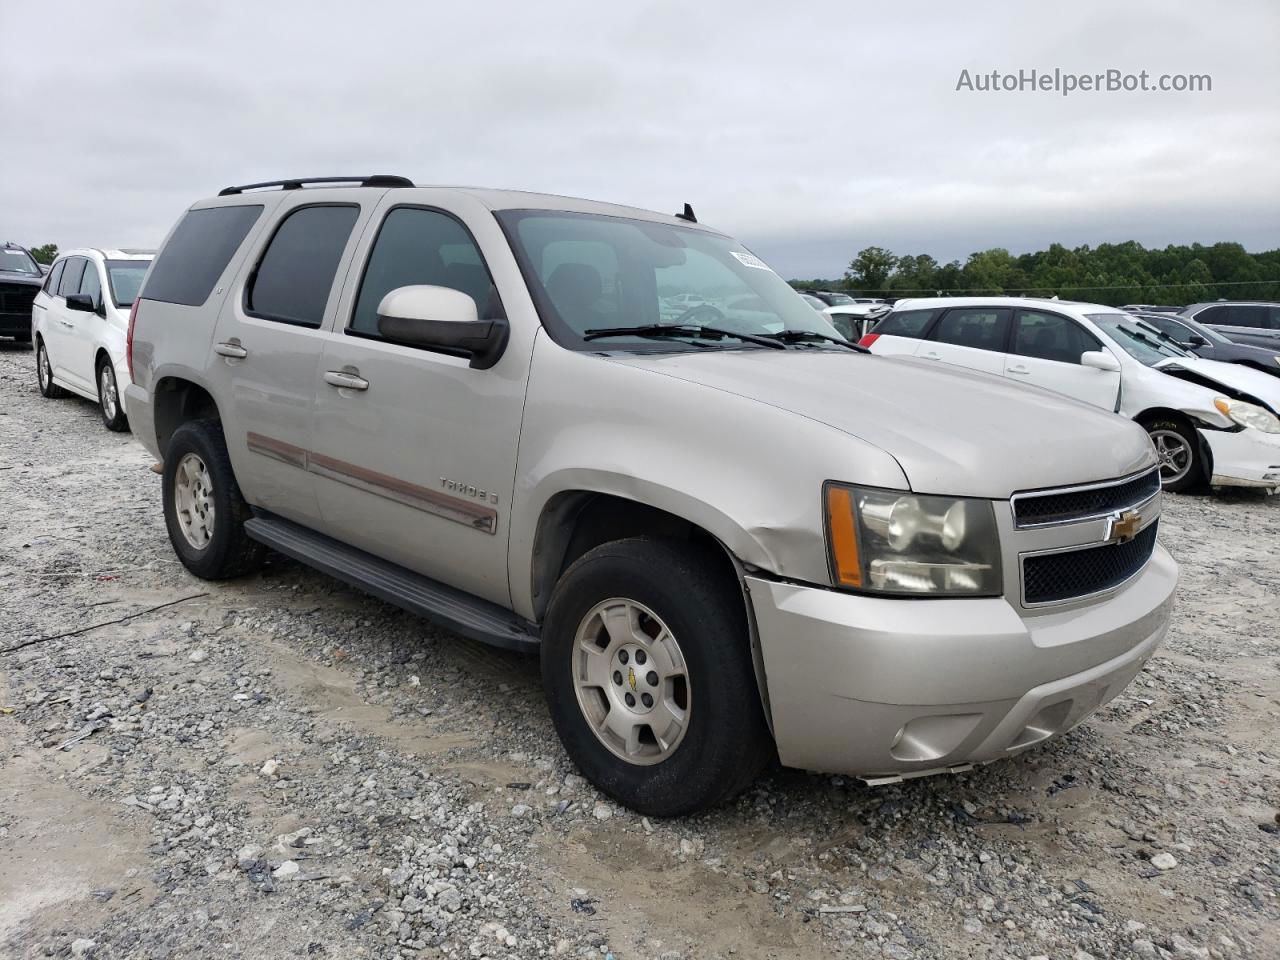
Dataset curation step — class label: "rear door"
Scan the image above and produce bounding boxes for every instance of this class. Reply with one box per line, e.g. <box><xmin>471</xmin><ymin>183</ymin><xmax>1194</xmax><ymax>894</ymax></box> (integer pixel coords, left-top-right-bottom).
<box><xmin>32</xmin><ymin>259</ymin><xmax>65</xmax><ymax>347</ymax></box>
<box><xmin>207</xmin><ymin>197</ymin><xmax>370</xmax><ymax>528</ymax></box>
<box><xmin>309</xmin><ymin>195</ymin><xmax>532</xmax><ymax>606</ymax></box>
<box><xmin>915</xmin><ymin>306</ymin><xmax>1011</xmax><ymax>375</ymax></box>
<box><xmin>1004</xmin><ymin>308</ymin><xmax>1120</xmax><ymax>410</ymax></box>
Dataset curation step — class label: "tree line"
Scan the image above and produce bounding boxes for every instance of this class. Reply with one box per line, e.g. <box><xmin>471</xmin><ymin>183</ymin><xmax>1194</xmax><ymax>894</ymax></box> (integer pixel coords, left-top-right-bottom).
<box><xmin>791</xmin><ymin>241</ymin><xmax>1280</xmax><ymax>306</ymax></box>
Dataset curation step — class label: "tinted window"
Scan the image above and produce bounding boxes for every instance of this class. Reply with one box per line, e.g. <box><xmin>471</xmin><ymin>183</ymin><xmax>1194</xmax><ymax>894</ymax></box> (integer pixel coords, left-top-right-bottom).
<box><xmin>872</xmin><ymin>309</ymin><xmax>935</xmax><ymax>338</ymax></box>
<box><xmin>350</xmin><ymin>207</ymin><xmax>502</xmax><ymax>337</ymax></box>
<box><xmin>143</xmin><ymin>205</ymin><xmax>263</xmax><ymax>306</ymax></box>
<box><xmin>246</xmin><ymin>205</ymin><xmax>359</xmax><ymax>327</ymax></box>
<box><xmin>44</xmin><ymin>259</ymin><xmax>65</xmax><ymax>295</ymax></box>
<box><xmin>1012</xmin><ymin>310</ymin><xmax>1101</xmax><ymax>364</ymax></box>
<box><xmin>79</xmin><ymin>260</ymin><xmax>103</xmax><ymax>309</ymax></box>
<box><xmin>1142</xmin><ymin>316</ymin><xmax>1197</xmax><ymax>344</ymax></box>
<box><xmin>59</xmin><ymin>258</ymin><xmax>86</xmax><ymax>297</ymax></box>
<box><xmin>1270</xmin><ymin>307</ymin><xmax>1280</xmax><ymax>330</ymax></box>
<box><xmin>1194</xmin><ymin>306</ymin><xmax>1229</xmax><ymax>326</ymax></box>
<box><xmin>931</xmin><ymin>308</ymin><xmax>1009</xmax><ymax>352</ymax></box>
<box><xmin>1230</xmin><ymin>305</ymin><xmax>1271</xmax><ymax>328</ymax></box>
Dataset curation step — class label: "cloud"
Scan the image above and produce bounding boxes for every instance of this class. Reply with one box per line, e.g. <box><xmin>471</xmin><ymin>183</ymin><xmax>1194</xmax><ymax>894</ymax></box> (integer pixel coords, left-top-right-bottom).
<box><xmin>1</xmin><ymin>0</ymin><xmax>1275</xmax><ymax>278</ymax></box>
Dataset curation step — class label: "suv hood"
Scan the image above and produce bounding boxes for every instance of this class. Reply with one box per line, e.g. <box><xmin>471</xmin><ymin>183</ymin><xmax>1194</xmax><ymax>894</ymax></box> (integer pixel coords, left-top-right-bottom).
<box><xmin>1155</xmin><ymin>355</ymin><xmax>1280</xmax><ymax>415</ymax></box>
<box><xmin>610</xmin><ymin>350</ymin><xmax>1155</xmax><ymax>499</ymax></box>
<box><xmin>0</xmin><ymin>272</ymin><xmax>44</xmax><ymax>287</ymax></box>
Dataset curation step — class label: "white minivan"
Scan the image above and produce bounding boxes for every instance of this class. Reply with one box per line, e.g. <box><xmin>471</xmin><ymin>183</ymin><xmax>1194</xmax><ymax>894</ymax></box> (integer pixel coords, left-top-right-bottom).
<box><xmin>864</xmin><ymin>297</ymin><xmax>1280</xmax><ymax>492</ymax></box>
<box><xmin>33</xmin><ymin>248</ymin><xmax>153</xmax><ymax>431</ymax></box>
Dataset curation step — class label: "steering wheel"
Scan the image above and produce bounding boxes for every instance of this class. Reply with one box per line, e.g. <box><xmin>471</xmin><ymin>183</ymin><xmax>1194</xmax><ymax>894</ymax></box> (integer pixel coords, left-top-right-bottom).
<box><xmin>673</xmin><ymin>303</ymin><xmax>725</xmax><ymax>326</ymax></box>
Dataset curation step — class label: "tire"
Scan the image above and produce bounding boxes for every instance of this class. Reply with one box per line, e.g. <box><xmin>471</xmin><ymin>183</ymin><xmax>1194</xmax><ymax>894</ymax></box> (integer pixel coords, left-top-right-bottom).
<box><xmin>542</xmin><ymin>538</ymin><xmax>773</xmax><ymax>816</ymax></box>
<box><xmin>162</xmin><ymin>419</ymin><xmax>266</xmax><ymax>580</ymax></box>
<box><xmin>1144</xmin><ymin>416</ymin><xmax>1203</xmax><ymax>493</ymax></box>
<box><xmin>36</xmin><ymin>339</ymin><xmax>68</xmax><ymax>398</ymax></box>
<box><xmin>96</xmin><ymin>358</ymin><xmax>129</xmax><ymax>432</ymax></box>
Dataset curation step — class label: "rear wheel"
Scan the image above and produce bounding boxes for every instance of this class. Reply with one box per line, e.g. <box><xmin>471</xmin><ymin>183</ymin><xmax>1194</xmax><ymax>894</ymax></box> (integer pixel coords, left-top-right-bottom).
<box><xmin>542</xmin><ymin>538</ymin><xmax>773</xmax><ymax>816</ymax></box>
<box><xmin>162</xmin><ymin>419</ymin><xmax>266</xmax><ymax>579</ymax></box>
<box><xmin>1144</xmin><ymin>416</ymin><xmax>1202</xmax><ymax>493</ymax></box>
<box><xmin>96</xmin><ymin>359</ymin><xmax>129</xmax><ymax>432</ymax></box>
<box><xmin>36</xmin><ymin>340</ymin><xmax>68</xmax><ymax>398</ymax></box>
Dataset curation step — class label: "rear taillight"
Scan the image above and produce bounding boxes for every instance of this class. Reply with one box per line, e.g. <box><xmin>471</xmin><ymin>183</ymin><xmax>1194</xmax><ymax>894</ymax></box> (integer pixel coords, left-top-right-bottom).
<box><xmin>858</xmin><ymin>333</ymin><xmax>880</xmax><ymax>348</ymax></box>
<box><xmin>126</xmin><ymin>300</ymin><xmax>140</xmax><ymax>380</ymax></box>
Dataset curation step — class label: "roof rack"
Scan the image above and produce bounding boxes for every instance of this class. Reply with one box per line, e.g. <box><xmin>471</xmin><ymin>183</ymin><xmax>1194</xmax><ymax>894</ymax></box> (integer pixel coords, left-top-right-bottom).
<box><xmin>217</xmin><ymin>175</ymin><xmax>414</xmax><ymax>197</ymax></box>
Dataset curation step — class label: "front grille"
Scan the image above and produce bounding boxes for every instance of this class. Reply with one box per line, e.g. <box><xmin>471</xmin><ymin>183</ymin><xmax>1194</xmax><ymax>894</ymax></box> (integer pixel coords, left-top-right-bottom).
<box><xmin>1023</xmin><ymin>521</ymin><xmax>1158</xmax><ymax>605</ymax></box>
<box><xmin>1013</xmin><ymin>469</ymin><xmax>1160</xmax><ymax>527</ymax></box>
<box><xmin>0</xmin><ymin>283</ymin><xmax>38</xmax><ymax>316</ymax></box>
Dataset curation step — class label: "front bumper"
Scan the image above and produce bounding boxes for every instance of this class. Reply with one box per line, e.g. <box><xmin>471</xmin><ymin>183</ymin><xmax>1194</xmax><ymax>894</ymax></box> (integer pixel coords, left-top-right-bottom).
<box><xmin>1203</xmin><ymin>427</ymin><xmax>1280</xmax><ymax>489</ymax></box>
<box><xmin>748</xmin><ymin>543</ymin><xmax>1177</xmax><ymax>777</ymax></box>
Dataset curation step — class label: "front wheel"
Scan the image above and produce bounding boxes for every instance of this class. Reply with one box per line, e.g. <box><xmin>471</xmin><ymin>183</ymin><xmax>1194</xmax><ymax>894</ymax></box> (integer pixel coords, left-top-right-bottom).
<box><xmin>97</xmin><ymin>359</ymin><xmax>129</xmax><ymax>432</ymax></box>
<box><xmin>36</xmin><ymin>340</ymin><xmax>68</xmax><ymax>399</ymax></box>
<box><xmin>1145</xmin><ymin>417</ymin><xmax>1203</xmax><ymax>493</ymax></box>
<box><xmin>541</xmin><ymin>538</ymin><xmax>773</xmax><ymax>816</ymax></box>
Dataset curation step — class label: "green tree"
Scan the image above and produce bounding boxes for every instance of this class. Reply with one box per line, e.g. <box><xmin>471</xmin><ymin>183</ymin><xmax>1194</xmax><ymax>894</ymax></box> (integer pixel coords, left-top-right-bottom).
<box><xmin>844</xmin><ymin>246</ymin><xmax>898</xmax><ymax>293</ymax></box>
<box><xmin>29</xmin><ymin>243</ymin><xmax>58</xmax><ymax>264</ymax></box>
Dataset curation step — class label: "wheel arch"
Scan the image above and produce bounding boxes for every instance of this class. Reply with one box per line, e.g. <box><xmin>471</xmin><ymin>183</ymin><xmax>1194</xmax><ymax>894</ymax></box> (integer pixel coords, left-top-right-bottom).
<box><xmin>153</xmin><ymin>374</ymin><xmax>224</xmax><ymax>458</ymax></box>
<box><xmin>527</xmin><ymin>487</ymin><xmax>774</xmax><ymax>730</ymax></box>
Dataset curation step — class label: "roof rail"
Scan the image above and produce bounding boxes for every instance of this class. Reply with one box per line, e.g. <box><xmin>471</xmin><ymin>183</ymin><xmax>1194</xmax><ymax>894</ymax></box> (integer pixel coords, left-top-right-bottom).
<box><xmin>217</xmin><ymin>175</ymin><xmax>414</xmax><ymax>197</ymax></box>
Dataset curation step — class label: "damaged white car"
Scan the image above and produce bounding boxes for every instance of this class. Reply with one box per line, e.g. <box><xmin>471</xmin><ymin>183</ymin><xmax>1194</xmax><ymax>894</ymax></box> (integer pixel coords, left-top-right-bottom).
<box><xmin>864</xmin><ymin>298</ymin><xmax>1280</xmax><ymax>492</ymax></box>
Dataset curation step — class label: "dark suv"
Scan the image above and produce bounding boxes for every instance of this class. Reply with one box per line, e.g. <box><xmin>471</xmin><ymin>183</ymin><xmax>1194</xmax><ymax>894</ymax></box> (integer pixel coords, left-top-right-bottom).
<box><xmin>1182</xmin><ymin>301</ymin><xmax>1280</xmax><ymax>350</ymax></box>
<box><xmin>0</xmin><ymin>243</ymin><xmax>44</xmax><ymax>345</ymax></box>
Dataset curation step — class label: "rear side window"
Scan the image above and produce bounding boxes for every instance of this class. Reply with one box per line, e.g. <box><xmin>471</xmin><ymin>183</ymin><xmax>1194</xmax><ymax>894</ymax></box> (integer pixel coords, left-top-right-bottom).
<box><xmin>58</xmin><ymin>258</ymin><xmax>86</xmax><ymax>297</ymax></box>
<box><xmin>246</xmin><ymin>205</ymin><xmax>360</xmax><ymax>328</ymax></box>
<box><xmin>872</xmin><ymin>309</ymin><xmax>935</xmax><ymax>338</ymax></box>
<box><xmin>930</xmin><ymin>308</ymin><xmax>1010</xmax><ymax>352</ymax></box>
<box><xmin>143</xmin><ymin>205</ymin><xmax>263</xmax><ymax>306</ymax></box>
<box><xmin>44</xmin><ymin>259</ymin><xmax>65</xmax><ymax>295</ymax></box>
<box><xmin>349</xmin><ymin>207</ymin><xmax>502</xmax><ymax>337</ymax></box>
<box><xmin>1012</xmin><ymin>310</ymin><xmax>1101</xmax><ymax>364</ymax></box>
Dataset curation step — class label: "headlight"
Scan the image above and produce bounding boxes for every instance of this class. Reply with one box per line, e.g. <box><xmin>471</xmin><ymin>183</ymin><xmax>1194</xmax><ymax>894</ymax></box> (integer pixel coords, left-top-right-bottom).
<box><xmin>824</xmin><ymin>484</ymin><xmax>1002</xmax><ymax>596</ymax></box>
<box><xmin>1214</xmin><ymin>396</ymin><xmax>1280</xmax><ymax>434</ymax></box>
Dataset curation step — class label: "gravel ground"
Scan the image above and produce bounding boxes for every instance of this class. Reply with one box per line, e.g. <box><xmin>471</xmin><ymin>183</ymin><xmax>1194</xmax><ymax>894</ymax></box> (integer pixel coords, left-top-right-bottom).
<box><xmin>1</xmin><ymin>341</ymin><xmax>1277</xmax><ymax>960</ymax></box>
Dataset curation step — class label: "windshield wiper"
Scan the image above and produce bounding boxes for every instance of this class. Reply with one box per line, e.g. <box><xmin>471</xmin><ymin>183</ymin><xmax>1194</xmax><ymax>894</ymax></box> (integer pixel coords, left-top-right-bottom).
<box><xmin>582</xmin><ymin>324</ymin><xmax>786</xmax><ymax>350</ymax></box>
<box><xmin>764</xmin><ymin>330</ymin><xmax>869</xmax><ymax>352</ymax></box>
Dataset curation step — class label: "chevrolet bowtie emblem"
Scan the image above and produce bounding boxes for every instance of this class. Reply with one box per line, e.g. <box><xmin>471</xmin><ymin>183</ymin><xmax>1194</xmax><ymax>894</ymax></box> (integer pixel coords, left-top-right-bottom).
<box><xmin>1107</xmin><ymin>509</ymin><xmax>1143</xmax><ymax>543</ymax></box>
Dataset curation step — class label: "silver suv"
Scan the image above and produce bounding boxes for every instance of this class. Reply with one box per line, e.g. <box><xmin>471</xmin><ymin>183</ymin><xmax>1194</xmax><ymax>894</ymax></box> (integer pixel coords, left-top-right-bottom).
<box><xmin>124</xmin><ymin>175</ymin><xmax>1178</xmax><ymax>815</ymax></box>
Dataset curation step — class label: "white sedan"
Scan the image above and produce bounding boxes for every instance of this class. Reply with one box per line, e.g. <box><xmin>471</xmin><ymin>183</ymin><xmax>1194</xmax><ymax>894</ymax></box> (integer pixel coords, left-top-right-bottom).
<box><xmin>863</xmin><ymin>296</ymin><xmax>1280</xmax><ymax>492</ymax></box>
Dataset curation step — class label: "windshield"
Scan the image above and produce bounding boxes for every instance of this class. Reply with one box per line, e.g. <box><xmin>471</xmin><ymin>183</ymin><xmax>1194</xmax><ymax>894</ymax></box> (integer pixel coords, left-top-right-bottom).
<box><xmin>106</xmin><ymin>259</ymin><xmax>150</xmax><ymax>308</ymax></box>
<box><xmin>1089</xmin><ymin>313</ymin><xmax>1192</xmax><ymax>366</ymax></box>
<box><xmin>498</xmin><ymin>210</ymin><xmax>844</xmax><ymax>351</ymax></box>
<box><xmin>824</xmin><ymin>293</ymin><xmax>855</xmax><ymax>305</ymax></box>
<box><xmin>0</xmin><ymin>248</ymin><xmax>41</xmax><ymax>277</ymax></box>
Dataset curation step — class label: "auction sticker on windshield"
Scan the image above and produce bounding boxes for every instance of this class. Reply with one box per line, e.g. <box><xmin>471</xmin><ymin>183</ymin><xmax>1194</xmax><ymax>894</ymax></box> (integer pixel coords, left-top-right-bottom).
<box><xmin>730</xmin><ymin>251</ymin><xmax>773</xmax><ymax>271</ymax></box>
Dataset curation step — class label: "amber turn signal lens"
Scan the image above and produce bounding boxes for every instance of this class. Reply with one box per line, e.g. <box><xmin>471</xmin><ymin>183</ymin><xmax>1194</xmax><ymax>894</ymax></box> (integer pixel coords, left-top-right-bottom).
<box><xmin>826</xmin><ymin>485</ymin><xmax>862</xmax><ymax>587</ymax></box>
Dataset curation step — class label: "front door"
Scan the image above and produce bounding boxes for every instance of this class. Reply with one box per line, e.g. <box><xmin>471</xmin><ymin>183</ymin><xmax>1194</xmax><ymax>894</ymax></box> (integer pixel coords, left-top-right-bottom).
<box><xmin>310</xmin><ymin>197</ymin><xmax>532</xmax><ymax>606</ymax></box>
<box><xmin>208</xmin><ymin>198</ymin><xmax>369</xmax><ymax>528</ymax></box>
<box><xmin>1004</xmin><ymin>308</ymin><xmax>1121</xmax><ymax>410</ymax></box>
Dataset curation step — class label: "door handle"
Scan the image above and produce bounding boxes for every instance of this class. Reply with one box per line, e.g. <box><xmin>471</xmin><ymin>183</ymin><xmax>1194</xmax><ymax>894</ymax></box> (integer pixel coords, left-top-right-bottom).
<box><xmin>214</xmin><ymin>341</ymin><xmax>248</xmax><ymax>359</ymax></box>
<box><xmin>323</xmin><ymin>370</ymin><xmax>369</xmax><ymax>391</ymax></box>
<box><xmin>1007</xmin><ymin>364</ymin><xmax>1030</xmax><ymax>375</ymax></box>
<box><xmin>921</xmin><ymin>350</ymin><xmax>941</xmax><ymax>359</ymax></box>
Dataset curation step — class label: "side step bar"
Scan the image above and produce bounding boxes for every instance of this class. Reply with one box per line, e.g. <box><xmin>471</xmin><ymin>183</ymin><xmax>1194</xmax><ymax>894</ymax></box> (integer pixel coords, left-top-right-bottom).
<box><xmin>244</xmin><ymin>513</ymin><xmax>539</xmax><ymax>654</ymax></box>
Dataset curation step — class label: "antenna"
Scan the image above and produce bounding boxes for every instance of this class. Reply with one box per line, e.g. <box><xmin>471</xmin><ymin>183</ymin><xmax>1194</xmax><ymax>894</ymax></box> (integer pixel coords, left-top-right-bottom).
<box><xmin>675</xmin><ymin>203</ymin><xmax>697</xmax><ymax>223</ymax></box>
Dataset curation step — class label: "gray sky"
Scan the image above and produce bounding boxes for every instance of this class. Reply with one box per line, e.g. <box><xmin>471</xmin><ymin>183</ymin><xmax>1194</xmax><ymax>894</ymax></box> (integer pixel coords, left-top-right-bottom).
<box><xmin>2</xmin><ymin>0</ymin><xmax>1277</xmax><ymax>279</ymax></box>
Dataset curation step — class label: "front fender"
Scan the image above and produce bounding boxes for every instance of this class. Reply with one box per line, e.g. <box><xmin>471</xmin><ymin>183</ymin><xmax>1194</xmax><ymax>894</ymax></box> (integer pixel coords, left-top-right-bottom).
<box><xmin>506</xmin><ymin>337</ymin><xmax>909</xmax><ymax>620</ymax></box>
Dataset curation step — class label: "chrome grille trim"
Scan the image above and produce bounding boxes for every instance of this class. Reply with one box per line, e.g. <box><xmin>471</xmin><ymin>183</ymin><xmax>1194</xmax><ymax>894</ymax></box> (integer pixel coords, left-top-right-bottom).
<box><xmin>1010</xmin><ymin>467</ymin><xmax>1161</xmax><ymax>529</ymax></box>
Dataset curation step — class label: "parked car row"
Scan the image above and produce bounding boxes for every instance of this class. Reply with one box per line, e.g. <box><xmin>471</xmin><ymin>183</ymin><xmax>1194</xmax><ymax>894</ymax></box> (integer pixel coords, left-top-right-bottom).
<box><xmin>104</xmin><ymin>174</ymin><xmax>1184</xmax><ymax>815</ymax></box>
<box><xmin>862</xmin><ymin>297</ymin><xmax>1280</xmax><ymax>492</ymax></box>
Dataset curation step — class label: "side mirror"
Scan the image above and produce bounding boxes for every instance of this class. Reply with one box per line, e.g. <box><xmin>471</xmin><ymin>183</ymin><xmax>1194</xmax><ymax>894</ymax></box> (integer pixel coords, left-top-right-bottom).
<box><xmin>66</xmin><ymin>293</ymin><xmax>96</xmax><ymax>313</ymax></box>
<box><xmin>376</xmin><ymin>285</ymin><xmax>508</xmax><ymax>370</ymax></box>
<box><xmin>1187</xmin><ymin>334</ymin><xmax>1208</xmax><ymax>347</ymax></box>
<box><xmin>1080</xmin><ymin>350</ymin><xmax>1121</xmax><ymax>372</ymax></box>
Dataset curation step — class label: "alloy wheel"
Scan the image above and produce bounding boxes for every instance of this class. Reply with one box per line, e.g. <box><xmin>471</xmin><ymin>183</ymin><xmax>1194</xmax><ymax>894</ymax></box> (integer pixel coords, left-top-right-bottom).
<box><xmin>1151</xmin><ymin>429</ymin><xmax>1192</xmax><ymax>485</ymax></box>
<box><xmin>571</xmin><ymin>598</ymin><xmax>691</xmax><ymax>765</ymax></box>
<box><xmin>100</xmin><ymin>365</ymin><xmax>118</xmax><ymax>421</ymax></box>
<box><xmin>173</xmin><ymin>452</ymin><xmax>216</xmax><ymax>549</ymax></box>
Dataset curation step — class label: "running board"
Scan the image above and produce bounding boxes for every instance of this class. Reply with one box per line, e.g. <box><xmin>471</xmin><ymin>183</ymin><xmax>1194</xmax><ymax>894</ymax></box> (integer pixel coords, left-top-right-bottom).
<box><xmin>244</xmin><ymin>513</ymin><xmax>539</xmax><ymax>654</ymax></box>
